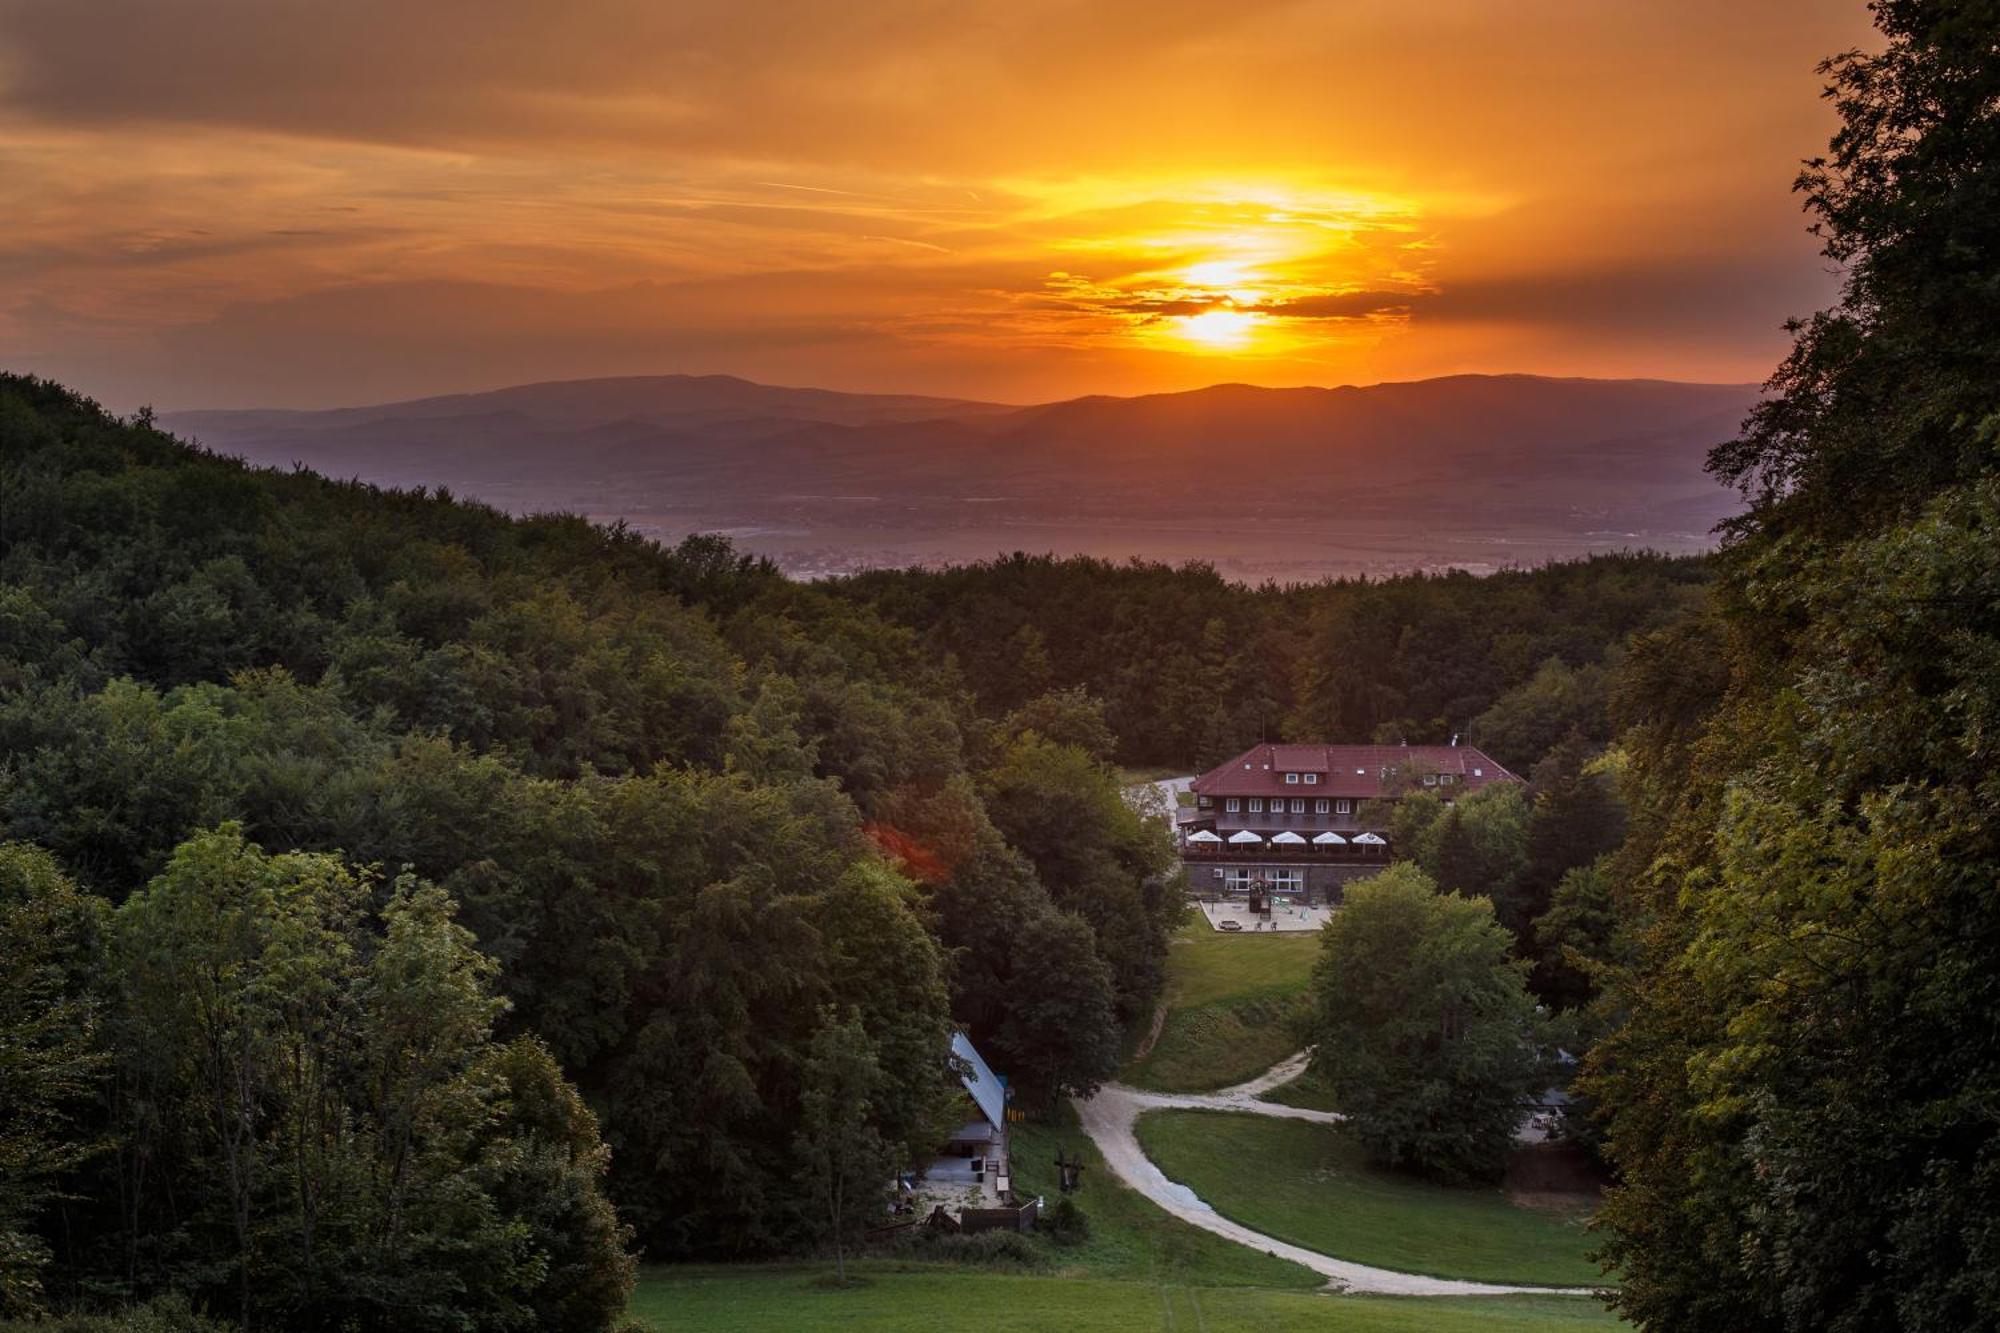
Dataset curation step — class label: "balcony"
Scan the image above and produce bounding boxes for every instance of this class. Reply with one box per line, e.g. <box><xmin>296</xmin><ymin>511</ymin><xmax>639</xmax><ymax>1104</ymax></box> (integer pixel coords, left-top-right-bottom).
<box><xmin>1180</xmin><ymin>841</ymin><xmax>1390</xmax><ymax>864</ymax></box>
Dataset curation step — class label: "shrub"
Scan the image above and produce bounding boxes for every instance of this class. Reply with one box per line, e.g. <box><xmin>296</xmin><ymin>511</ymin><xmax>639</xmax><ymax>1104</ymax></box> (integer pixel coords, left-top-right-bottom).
<box><xmin>1036</xmin><ymin>1196</ymin><xmax>1090</xmax><ymax>1246</ymax></box>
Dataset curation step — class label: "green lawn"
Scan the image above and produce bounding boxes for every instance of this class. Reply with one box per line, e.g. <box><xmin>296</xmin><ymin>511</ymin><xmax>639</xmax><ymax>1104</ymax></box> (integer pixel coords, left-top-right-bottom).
<box><xmin>1005</xmin><ymin>1109</ymin><xmax>1318</xmax><ymax>1289</ymax></box>
<box><xmin>1258</xmin><ymin>1065</ymin><xmax>1341</xmax><ymax>1112</ymax></box>
<box><xmin>624</xmin><ymin>1098</ymin><xmax>1617</xmax><ymax>1330</ymax></box>
<box><xmin>631</xmin><ymin>1265</ymin><xmax>1619</xmax><ymax>1332</ymax></box>
<box><xmin>1123</xmin><ymin>923</ymin><xmax>1322</xmax><ymax>1092</ymax></box>
<box><xmin>1134</xmin><ymin>1110</ymin><xmax>1603</xmax><ymax>1289</ymax></box>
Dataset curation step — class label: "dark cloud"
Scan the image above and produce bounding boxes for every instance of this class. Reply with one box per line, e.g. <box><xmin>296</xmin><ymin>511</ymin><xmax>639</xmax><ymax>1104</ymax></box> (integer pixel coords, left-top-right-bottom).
<box><xmin>1268</xmin><ymin>290</ymin><xmax>1422</xmax><ymax>320</ymax></box>
<box><xmin>0</xmin><ymin>0</ymin><xmax>1300</xmax><ymax>168</ymax></box>
<box><xmin>1421</xmin><ymin>251</ymin><xmax>1836</xmax><ymax>337</ymax></box>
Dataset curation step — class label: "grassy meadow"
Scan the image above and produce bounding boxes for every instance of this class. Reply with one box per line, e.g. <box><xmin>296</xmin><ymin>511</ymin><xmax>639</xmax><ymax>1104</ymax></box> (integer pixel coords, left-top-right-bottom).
<box><xmin>629</xmin><ymin>1265</ymin><xmax>1617</xmax><ymax>1332</ymax></box>
<box><xmin>1122</xmin><ymin>921</ymin><xmax>1323</xmax><ymax>1092</ymax></box>
<box><xmin>1135</xmin><ymin>1110</ymin><xmax>1603</xmax><ymax>1288</ymax></box>
<box><xmin>625</xmin><ymin>1098</ymin><xmax>1616</xmax><ymax>1330</ymax></box>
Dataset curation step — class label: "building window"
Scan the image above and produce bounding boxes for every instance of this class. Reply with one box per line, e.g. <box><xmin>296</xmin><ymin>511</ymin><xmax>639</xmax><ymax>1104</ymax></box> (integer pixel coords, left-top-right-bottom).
<box><xmin>1248</xmin><ymin>798</ymin><xmax>1263</xmax><ymax>813</ymax></box>
<box><xmin>1285</xmin><ymin>772</ymin><xmax>1299</xmax><ymax>785</ymax></box>
<box><xmin>1223</xmin><ymin>868</ymin><xmax>1304</xmax><ymax>895</ymax></box>
<box><xmin>1438</xmin><ymin>774</ymin><xmax>1453</xmax><ymax>786</ymax></box>
<box><xmin>1304</xmin><ymin>772</ymin><xmax>1318</xmax><ymax>784</ymax></box>
<box><xmin>1315</xmin><ymin>798</ymin><xmax>1330</xmax><ymax>814</ymax></box>
<box><xmin>1199</xmin><ymin>794</ymin><xmax>1212</xmax><ymax>807</ymax></box>
<box><xmin>1226</xmin><ymin>798</ymin><xmax>1240</xmax><ymax>813</ymax></box>
<box><xmin>1336</xmin><ymin>799</ymin><xmax>1352</xmax><ymax>815</ymax></box>
<box><xmin>1423</xmin><ymin>774</ymin><xmax>1438</xmax><ymax>786</ymax></box>
<box><xmin>1291</xmin><ymin>798</ymin><xmax>1305</xmax><ymax>813</ymax></box>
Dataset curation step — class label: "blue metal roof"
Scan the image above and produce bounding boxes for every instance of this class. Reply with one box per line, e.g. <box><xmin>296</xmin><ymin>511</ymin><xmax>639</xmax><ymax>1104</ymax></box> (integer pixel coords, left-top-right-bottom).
<box><xmin>951</xmin><ymin>1031</ymin><xmax>1006</xmax><ymax>1128</ymax></box>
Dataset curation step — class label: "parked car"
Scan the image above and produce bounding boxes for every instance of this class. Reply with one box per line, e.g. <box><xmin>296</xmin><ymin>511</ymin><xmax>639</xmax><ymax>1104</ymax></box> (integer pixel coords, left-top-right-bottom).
<box><xmin>1218</xmin><ymin>919</ymin><xmax>1243</xmax><ymax>932</ymax></box>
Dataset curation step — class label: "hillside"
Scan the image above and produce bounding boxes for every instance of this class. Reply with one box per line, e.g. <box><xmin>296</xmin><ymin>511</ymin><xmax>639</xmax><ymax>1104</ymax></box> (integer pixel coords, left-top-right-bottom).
<box><xmin>165</xmin><ymin>372</ymin><xmax>1757</xmax><ymax>581</ymax></box>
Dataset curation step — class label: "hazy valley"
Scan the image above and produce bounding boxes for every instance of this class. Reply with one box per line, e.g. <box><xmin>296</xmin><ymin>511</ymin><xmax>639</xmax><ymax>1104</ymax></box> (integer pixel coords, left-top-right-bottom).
<box><xmin>167</xmin><ymin>372</ymin><xmax>1757</xmax><ymax>581</ymax></box>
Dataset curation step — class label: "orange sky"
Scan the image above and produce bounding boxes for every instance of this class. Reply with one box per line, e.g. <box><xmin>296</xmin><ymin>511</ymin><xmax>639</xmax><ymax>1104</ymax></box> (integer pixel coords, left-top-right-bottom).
<box><xmin>0</xmin><ymin>1</ymin><xmax>1876</xmax><ymax>410</ymax></box>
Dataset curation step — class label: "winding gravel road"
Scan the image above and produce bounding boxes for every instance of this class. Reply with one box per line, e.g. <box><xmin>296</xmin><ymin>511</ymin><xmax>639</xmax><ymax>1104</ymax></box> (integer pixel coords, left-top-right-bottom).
<box><xmin>1071</xmin><ymin>1052</ymin><xmax>1593</xmax><ymax>1297</ymax></box>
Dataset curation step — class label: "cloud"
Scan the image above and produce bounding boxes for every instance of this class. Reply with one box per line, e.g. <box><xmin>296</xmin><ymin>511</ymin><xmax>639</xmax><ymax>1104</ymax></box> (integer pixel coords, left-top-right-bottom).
<box><xmin>0</xmin><ymin>0</ymin><xmax>1873</xmax><ymax>407</ymax></box>
<box><xmin>1268</xmin><ymin>290</ymin><xmax>1425</xmax><ymax>320</ymax></box>
<box><xmin>1420</xmin><ymin>252</ymin><xmax>1836</xmax><ymax>338</ymax></box>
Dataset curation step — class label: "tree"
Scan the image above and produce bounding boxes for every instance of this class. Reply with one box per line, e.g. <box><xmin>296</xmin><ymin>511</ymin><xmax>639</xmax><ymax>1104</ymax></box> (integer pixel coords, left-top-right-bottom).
<box><xmin>0</xmin><ymin>845</ymin><xmax>108</xmax><ymax>1318</ymax></box>
<box><xmin>795</xmin><ymin>1011</ymin><xmax>896</xmax><ymax>1285</ymax></box>
<box><xmin>1003</xmin><ymin>624</ymin><xmax>1054</xmax><ymax>708</ymax></box>
<box><xmin>1312</xmin><ymin>864</ymin><xmax>1544</xmax><ymax>1182</ymax></box>
<box><xmin>109</xmin><ymin>826</ymin><xmax>633</xmax><ymax>1331</ymax></box>
<box><xmin>479</xmin><ymin>1036</ymin><xmax>636</xmax><ymax>1333</ymax></box>
<box><xmin>1001</xmin><ymin>687</ymin><xmax>1118</xmax><ymax>761</ymax></box>
<box><xmin>1590</xmin><ymin>5</ymin><xmax>2000</xmax><ymax>1328</ymax></box>
<box><xmin>981</xmin><ymin>734</ymin><xmax>1179</xmax><ymax>1023</ymax></box>
<box><xmin>1406</xmin><ymin>784</ymin><xmax>1529</xmax><ymax>927</ymax></box>
<box><xmin>812</xmin><ymin>862</ymin><xmax>957</xmax><ymax>1169</ymax></box>
<box><xmin>995</xmin><ymin>910</ymin><xmax>1122</xmax><ymax>1109</ymax></box>
<box><xmin>1509</xmin><ymin>732</ymin><xmax>1625</xmax><ymax>952</ymax></box>
<box><xmin>1530</xmin><ymin>861</ymin><xmax>1618</xmax><ymax>1013</ymax></box>
<box><xmin>1468</xmin><ymin>656</ymin><xmax>1613</xmax><ymax>773</ymax></box>
<box><xmin>114</xmin><ymin>824</ymin><xmax>365</xmax><ymax>1328</ymax></box>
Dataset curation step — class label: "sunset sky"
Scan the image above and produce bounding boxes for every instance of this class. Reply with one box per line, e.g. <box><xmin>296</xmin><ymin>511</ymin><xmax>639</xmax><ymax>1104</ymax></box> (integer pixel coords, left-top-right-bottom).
<box><xmin>0</xmin><ymin>1</ymin><xmax>1875</xmax><ymax>411</ymax></box>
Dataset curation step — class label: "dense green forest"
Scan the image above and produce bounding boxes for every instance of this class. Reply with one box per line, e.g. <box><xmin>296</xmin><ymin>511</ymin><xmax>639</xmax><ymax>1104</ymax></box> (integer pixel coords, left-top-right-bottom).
<box><xmin>0</xmin><ymin>371</ymin><xmax>1695</xmax><ymax>1326</ymax></box>
<box><xmin>1584</xmin><ymin>5</ymin><xmax>2000</xmax><ymax>1329</ymax></box>
<box><xmin>842</xmin><ymin>549</ymin><xmax>1708</xmax><ymax>773</ymax></box>
<box><xmin>0</xmin><ymin>385</ymin><xmax>1183</xmax><ymax>1326</ymax></box>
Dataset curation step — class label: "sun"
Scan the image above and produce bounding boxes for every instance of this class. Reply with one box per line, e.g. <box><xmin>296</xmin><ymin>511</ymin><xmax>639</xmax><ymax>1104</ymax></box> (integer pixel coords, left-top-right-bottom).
<box><xmin>1174</xmin><ymin>308</ymin><xmax>1262</xmax><ymax>350</ymax></box>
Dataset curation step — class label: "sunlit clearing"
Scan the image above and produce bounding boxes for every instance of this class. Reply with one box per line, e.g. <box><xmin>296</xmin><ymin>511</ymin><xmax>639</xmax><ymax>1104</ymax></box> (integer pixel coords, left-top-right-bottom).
<box><xmin>1174</xmin><ymin>309</ymin><xmax>1262</xmax><ymax>350</ymax></box>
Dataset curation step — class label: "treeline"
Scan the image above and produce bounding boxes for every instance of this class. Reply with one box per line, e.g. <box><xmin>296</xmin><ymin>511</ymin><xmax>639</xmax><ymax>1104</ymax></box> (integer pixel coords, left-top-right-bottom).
<box><xmin>0</xmin><ymin>378</ymin><xmax>1175</xmax><ymax>1327</ymax></box>
<box><xmin>840</xmin><ymin>548</ymin><xmax>1709</xmax><ymax>774</ymax></box>
<box><xmin>1581</xmin><ymin>7</ymin><xmax>2000</xmax><ymax>1330</ymax></box>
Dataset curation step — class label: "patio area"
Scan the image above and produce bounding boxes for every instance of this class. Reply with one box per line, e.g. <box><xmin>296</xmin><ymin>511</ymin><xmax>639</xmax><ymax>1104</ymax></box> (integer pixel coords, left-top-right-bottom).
<box><xmin>1197</xmin><ymin>898</ymin><xmax>1332</xmax><ymax>933</ymax></box>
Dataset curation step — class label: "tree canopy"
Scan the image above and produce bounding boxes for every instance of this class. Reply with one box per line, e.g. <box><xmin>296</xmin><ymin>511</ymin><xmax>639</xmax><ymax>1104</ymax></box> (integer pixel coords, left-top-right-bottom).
<box><xmin>1588</xmin><ymin>5</ymin><xmax>2000</xmax><ymax>1327</ymax></box>
<box><xmin>1311</xmin><ymin>864</ymin><xmax>1546</xmax><ymax>1183</ymax></box>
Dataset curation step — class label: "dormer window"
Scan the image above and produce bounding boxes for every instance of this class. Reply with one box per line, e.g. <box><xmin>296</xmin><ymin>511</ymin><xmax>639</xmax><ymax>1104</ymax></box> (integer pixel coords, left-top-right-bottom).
<box><xmin>1423</xmin><ymin>774</ymin><xmax>1438</xmax><ymax>786</ymax></box>
<box><xmin>1473</xmin><ymin>767</ymin><xmax>1483</xmax><ymax>777</ymax></box>
<box><xmin>1285</xmin><ymin>772</ymin><xmax>1299</xmax><ymax>784</ymax></box>
<box><xmin>1304</xmin><ymin>772</ymin><xmax>1318</xmax><ymax>785</ymax></box>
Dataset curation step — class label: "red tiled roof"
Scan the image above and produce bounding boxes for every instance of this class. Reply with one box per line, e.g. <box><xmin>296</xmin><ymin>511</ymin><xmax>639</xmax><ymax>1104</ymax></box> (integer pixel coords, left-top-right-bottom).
<box><xmin>1191</xmin><ymin>742</ymin><xmax>1519</xmax><ymax>799</ymax></box>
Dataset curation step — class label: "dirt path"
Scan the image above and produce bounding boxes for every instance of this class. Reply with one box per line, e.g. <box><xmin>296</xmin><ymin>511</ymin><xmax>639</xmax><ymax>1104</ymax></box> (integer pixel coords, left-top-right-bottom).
<box><xmin>1072</xmin><ymin>1052</ymin><xmax>1593</xmax><ymax>1298</ymax></box>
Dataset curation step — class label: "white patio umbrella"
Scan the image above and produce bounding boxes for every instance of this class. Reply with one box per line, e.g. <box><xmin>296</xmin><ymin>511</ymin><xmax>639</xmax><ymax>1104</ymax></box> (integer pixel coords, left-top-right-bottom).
<box><xmin>1227</xmin><ymin>830</ymin><xmax>1264</xmax><ymax>845</ymax></box>
<box><xmin>1186</xmin><ymin>829</ymin><xmax>1223</xmax><ymax>844</ymax></box>
<box><xmin>1312</xmin><ymin>831</ymin><xmax>1348</xmax><ymax>845</ymax></box>
<box><xmin>1352</xmin><ymin>832</ymin><xmax>1387</xmax><ymax>846</ymax></box>
<box><xmin>1270</xmin><ymin>831</ymin><xmax>1306</xmax><ymax>845</ymax></box>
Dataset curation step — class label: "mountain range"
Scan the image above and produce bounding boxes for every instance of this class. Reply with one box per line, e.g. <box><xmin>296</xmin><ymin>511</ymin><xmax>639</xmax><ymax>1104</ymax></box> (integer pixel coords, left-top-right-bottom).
<box><xmin>164</xmin><ymin>372</ymin><xmax>1758</xmax><ymax>581</ymax></box>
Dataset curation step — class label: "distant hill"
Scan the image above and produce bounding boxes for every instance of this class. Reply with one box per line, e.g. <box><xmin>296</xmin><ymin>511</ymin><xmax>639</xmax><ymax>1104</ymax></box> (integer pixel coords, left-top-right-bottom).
<box><xmin>164</xmin><ymin>372</ymin><xmax>1758</xmax><ymax>580</ymax></box>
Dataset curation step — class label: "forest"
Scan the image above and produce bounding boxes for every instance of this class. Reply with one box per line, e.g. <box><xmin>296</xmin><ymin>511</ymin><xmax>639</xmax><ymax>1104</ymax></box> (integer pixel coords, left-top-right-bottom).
<box><xmin>842</xmin><ymin>547</ymin><xmax>1708</xmax><ymax>773</ymax></box>
<box><xmin>0</xmin><ymin>373</ymin><xmax>1685</xmax><ymax>1328</ymax></box>
<box><xmin>3</xmin><ymin>8</ymin><xmax>1996</xmax><ymax>1327</ymax></box>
